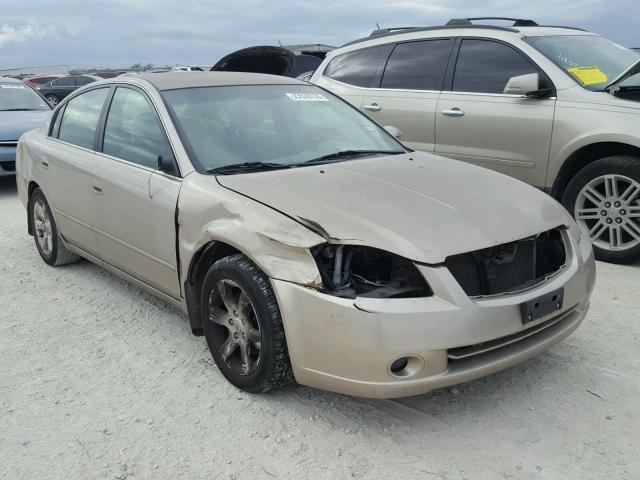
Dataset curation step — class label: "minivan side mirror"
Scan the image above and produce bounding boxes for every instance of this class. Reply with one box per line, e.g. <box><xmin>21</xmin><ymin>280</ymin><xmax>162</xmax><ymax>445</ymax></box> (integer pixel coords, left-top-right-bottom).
<box><xmin>503</xmin><ymin>73</ymin><xmax>550</xmax><ymax>97</ymax></box>
<box><xmin>384</xmin><ymin>125</ymin><xmax>402</xmax><ymax>140</ymax></box>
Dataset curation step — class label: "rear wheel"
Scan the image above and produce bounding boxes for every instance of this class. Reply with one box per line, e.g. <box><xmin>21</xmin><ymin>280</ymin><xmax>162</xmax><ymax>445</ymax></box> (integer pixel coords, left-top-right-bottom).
<box><xmin>201</xmin><ymin>254</ymin><xmax>293</xmax><ymax>393</ymax></box>
<box><xmin>29</xmin><ymin>188</ymin><xmax>80</xmax><ymax>266</ymax></box>
<box><xmin>45</xmin><ymin>95</ymin><xmax>58</xmax><ymax>107</ymax></box>
<box><xmin>562</xmin><ymin>156</ymin><xmax>640</xmax><ymax>264</ymax></box>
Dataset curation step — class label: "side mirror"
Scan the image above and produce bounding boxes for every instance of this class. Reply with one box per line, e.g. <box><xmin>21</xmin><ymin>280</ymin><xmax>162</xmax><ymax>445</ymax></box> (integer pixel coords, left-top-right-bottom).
<box><xmin>157</xmin><ymin>155</ymin><xmax>178</xmax><ymax>176</ymax></box>
<box><xmin>503</xmin><ymin>73</ymin><xmax>550</xmax><ymax>97</ymax></box>
<box><xmin>384</xmin><ymin>125</ymin><xmax>402</xmax><ymax>140</ymax></box>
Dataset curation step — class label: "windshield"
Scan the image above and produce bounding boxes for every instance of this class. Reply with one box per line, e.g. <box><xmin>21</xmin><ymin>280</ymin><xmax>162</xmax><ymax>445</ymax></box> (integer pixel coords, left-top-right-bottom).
<box><xmin>162</xmin><ymin>84</ymin><xmax>405</xmax><ymax>172</ymax></box>
<box><xmin>526</xmin><ymin>35</ymin><xmax>640</xmax><ymax>90</ymax></box>
<box><xmin>0</xmin><ymin>82</ymin><xmax>50</xmax><ymax>111</ymax></box>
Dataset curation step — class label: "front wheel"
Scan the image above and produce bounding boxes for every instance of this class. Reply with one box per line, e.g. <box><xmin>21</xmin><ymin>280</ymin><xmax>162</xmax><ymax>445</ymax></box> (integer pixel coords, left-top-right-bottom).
<box><xmin>562</xmin><ymin>156</ymin><xmax>640</xmax><ymax>264</ymax></box>
<box><xmin>201</xmin><ymin>254</ymin><xmax>293</xmax><ymax>393</ymax></box>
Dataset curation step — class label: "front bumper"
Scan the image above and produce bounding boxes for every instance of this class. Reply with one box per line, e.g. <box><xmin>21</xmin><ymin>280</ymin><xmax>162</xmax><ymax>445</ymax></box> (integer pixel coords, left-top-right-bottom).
<box><xmin>272</xmin><ymin>230</ymin><xmax>596</xmax><ymax>398</ymax></box>
<box><xmin>0</xmin><ymin>145</ymin><xmax>17</xmax><ymax>177</ymax></box>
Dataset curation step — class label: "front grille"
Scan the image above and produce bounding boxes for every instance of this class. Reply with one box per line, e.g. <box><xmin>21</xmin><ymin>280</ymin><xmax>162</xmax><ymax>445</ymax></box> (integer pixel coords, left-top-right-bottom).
<box><xmin>0</xmin><ymin>161</ymin><xmax>16</xmax><ymax>172</ymax></box>
<box><xmin>448</xmin><ymin>306</ymin><xmax>576</xmax><ymax>362</ymax></box>
<box><xmin>445</xmin><ymin>228</ymin><xmax>566</xmax><ymax>297</ymax></box>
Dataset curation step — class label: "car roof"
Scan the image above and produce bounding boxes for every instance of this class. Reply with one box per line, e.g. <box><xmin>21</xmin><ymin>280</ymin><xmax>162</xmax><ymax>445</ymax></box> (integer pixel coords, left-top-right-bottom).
<box><xmin>339</xmin><ymin>24</ymin><xmax>596</xmax><ymax>50</ymax></box>
<box><xmin>131</xmin><ymin>71</ymin><xmax>306</xmax><ymax>91</ymax></box>
<box><xmin>0</xmin><ymin>76</ymin><xmax>23</xmax><ymax>84</ymax></box>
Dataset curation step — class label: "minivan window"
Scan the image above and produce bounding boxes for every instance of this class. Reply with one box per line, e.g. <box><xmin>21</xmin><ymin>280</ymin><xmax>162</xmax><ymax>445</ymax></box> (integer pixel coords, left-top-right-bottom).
<box><xmin>323</xmin><ymin>44</ymin><xmax>393</xmax><ymax>88</ymax></box>
<box><xmin>453</xmin><ymin>39</ymin><xmax>538</xmax><ymax>94</ymax></box>
<box><xmin>103</xmin><ymin>87</ymin><xmax>170</xmax><ymax>169</ymax></box>
<box><xmin>381</xmin><ymin>39</ymin><xmax>452</xmax><ymax>90</ymax></box>
<box><xmin>57</xmin><ymin>88</ymin><xmax>108</xmax><ymax>149</ymax></box>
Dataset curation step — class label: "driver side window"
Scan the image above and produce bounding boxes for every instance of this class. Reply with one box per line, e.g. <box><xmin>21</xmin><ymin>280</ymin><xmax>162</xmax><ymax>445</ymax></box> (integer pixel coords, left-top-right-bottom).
<box><xmin>102</xmin><ymin>87</ymin><xmax>171</xmax><ymax>170</ymax></box>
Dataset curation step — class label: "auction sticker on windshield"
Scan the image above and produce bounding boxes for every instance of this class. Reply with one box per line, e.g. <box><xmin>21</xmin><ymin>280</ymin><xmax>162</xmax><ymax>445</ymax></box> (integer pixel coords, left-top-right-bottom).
<box><xmin>567</xmin><ymin>66</ymin><xmax>609</xmax><ymax>86</ymax></box>
<box><xmin>0</xmin><ymin>84</ymin><xmax>26</xmax><ymax>89</ymax></box>
<box><xmin>285</xmin><ymin>92</ymin><xmax>329</xmax><ymax>102</ymax></box>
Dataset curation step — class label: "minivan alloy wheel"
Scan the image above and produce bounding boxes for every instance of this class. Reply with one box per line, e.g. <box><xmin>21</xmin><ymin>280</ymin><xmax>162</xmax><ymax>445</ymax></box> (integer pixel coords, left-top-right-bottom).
<box><xmin>33</xmin><ymin>197</ymin><xmax>53</xmax><ymax>256</ymax></box>
<box><xmin>575</xmin><ymin>173</ymin><xmax>640</xmax><ymax>251</ymax></box>
<box><xmin>208</xmin><ymin>279</ymin><xmax>262</xmax><ymax>376</ymax></box>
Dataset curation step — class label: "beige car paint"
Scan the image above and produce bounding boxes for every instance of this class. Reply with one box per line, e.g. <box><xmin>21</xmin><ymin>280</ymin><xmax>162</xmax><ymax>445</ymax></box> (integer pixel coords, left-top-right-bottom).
<box><xmin>311</xmin><ymin>27</ymin><xmax>640</xmax><ymax>191</ymax></box>
<box><xmin>16</xmin><ymin>73</ymin><xmax>596</xmax><ymax>398</ymax></box>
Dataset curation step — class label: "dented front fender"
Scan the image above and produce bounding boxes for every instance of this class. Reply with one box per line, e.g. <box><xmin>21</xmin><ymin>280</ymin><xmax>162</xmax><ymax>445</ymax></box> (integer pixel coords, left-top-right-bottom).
<box><xmin>178</xmin><ymin>173</ymin><xmax>325</xmax><ymax>289</ymax></box>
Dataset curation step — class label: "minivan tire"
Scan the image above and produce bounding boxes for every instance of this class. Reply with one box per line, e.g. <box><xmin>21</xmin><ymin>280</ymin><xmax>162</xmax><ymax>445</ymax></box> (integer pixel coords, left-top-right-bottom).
<box><xmin>562</xmin><ymin>155</ymin><xmax>640</xmax><ymax>264</ymax></box>
<box><xmin>29</xmin><ymin>188</ymin><xmax>80</xmax><ymax>266</ymax></box>
<box><xmin>201</xmin><ymin>254</ymin><xmax>293</xmax><ymax>393</ymax></box>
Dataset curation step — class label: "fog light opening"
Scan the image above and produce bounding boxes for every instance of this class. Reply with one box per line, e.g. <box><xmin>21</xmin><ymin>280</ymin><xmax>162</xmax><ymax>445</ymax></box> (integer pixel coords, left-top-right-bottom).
<box><xmin>388</xmin><ymin>355</ymin><xmax>424</xmax><ymax>378</ymax></box>
<box><xmin>390</xmin><ymin>357</ymin><xmax>409</xmax><ymax>374</ymax></box>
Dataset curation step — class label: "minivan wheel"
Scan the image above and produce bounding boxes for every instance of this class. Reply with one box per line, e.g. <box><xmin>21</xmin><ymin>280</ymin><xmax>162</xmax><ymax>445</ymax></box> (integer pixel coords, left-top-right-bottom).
<box><xmin>29</xmin><ymin>188</ymin><xmax>80</xmax><ymax>266</ymax></box>
<box><xmin>201</xmin><ymin>254</ymin><xmax>293</xmax><ymax>393</ymax></box>
<box><xmin>45</xmin><ymin>95</ymin><xmax>58</xmax><ymax>107</ymax></box>
<box><xmin>562</xmin><ymin>155</ymin><xmax>640</xmax><ymax>264</ymax></box>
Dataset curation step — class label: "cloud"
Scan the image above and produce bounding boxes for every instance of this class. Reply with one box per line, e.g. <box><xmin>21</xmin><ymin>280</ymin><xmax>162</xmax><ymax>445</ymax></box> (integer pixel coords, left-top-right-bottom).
<box><xmin>0</xmin><ymin>21</ymin><xmax>57</xmax><ymax>48</ymax></box>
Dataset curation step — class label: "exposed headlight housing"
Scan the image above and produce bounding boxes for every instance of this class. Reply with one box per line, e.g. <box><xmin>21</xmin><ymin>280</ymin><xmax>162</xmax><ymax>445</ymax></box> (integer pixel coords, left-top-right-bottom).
<box><xmin>311</xmin><ymin>244</ymin><xmax>432</xmax><ymax>299</ymax></box>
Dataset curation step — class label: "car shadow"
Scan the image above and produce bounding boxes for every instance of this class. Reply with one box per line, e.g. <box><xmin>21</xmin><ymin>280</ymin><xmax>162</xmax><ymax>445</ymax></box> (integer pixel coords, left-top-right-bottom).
<box><xmin>0</xmin><ymin>176</ymin><xmax>17</xmax><ymax>198</ymax></box>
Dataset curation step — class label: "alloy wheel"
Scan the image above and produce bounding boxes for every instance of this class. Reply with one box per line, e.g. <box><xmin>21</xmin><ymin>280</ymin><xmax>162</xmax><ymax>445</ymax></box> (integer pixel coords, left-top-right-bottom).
<box><xmin>574</xmin><ymin>174</ymin><xmax>640</xmax><ymax>252</ymax></box>
<box><xmin>33</xmin><ymin>198</ymin><xmax>53</xmax><ymax>257</ymax></box>
<box><xmin>46</xmin><ymin>95</ymin><xmax>58</xmax><ymax>107</ymax></box>
<box><xmin>208</xmin><ymin>279</ymin><xmax>262</xmax><ymax>376</ymax></box>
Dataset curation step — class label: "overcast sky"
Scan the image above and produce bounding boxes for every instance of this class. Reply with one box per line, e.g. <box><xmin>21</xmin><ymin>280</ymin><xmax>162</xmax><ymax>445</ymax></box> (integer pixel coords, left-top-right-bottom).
<box><xmin>1</xmin><ymin>0</ymin><xmax>638</xmax><ymax>69</ymax></box>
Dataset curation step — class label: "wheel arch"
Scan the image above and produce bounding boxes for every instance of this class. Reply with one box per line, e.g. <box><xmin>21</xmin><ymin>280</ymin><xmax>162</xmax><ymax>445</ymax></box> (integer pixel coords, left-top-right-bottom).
<box><xmin>551</xmin><ymin>142</ymin><xmax>640</xmax><ymax>200</ymax></box>
<box><xmin>184</xmin><ymin>240</ymin><xmax>244</xmax><ymax>335</ymax></box>
<box><xmin>26</xmin><ymin>180</ymin><xmax>41</xmax><ymax>236</ymax></box>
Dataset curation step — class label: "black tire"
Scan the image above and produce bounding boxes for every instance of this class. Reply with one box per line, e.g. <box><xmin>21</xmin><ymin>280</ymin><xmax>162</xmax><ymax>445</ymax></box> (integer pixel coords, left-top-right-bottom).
<box><xmin>201</xmin><ymin>254</ymin><xmax>293</xmax><ymax>393</ymax></box>
<box><xmin>45</xmin><ymin>95</ymin><xmax>58</xmax><ymax>107</ymax></box>
<box><xmin>562</xmin><ymin>155</ymin><xmax>640</xmax><ymax>264</ymax></box>
<box><xmin>28</xmin><ymin>188</ymin><xmax>80</xmax><ymax>266</ymax></box>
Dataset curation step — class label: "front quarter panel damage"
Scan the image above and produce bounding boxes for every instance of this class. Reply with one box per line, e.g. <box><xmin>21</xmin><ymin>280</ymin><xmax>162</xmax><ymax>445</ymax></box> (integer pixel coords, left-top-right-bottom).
<box><xmin>178</xmin><ymin>173</ymin><xmax>325</xmax><ymax>290</ymax></box>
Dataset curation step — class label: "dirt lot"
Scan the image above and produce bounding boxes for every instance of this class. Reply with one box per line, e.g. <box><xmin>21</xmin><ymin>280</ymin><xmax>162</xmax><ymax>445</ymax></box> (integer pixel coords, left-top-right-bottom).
<box><xmin>1</xmin><ymin>176</ymin><xmax>639</xmax><ymax>480</ymax></box>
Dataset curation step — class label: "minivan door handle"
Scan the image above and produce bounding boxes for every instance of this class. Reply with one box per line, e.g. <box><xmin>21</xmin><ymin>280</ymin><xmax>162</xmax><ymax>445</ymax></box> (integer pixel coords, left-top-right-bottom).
<box><xmin>441</xmin><ymin>108</ymin><xmax>465</xmax><ymax>117</ymax></box>
<box><xmin>363</xmin><ymin>103</ymin><xmax>381</xmax><ymax>112</ymax></box>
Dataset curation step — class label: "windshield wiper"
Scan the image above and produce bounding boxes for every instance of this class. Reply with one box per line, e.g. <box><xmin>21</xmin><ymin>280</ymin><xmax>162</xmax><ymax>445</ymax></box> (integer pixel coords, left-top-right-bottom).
<box><xmin>304</xmin><ymin>149</ymin><xmax>404</xmax><ymax>165</ymax></box>
<box><xmin>206</xmin><ymin>161</ymin><xmax>293</xmax><ymax>175</ymax></box>
<box><xmin>0</xmin><ymin>108</ymin><xmax>44</xmax><ymax>112</ymax></box>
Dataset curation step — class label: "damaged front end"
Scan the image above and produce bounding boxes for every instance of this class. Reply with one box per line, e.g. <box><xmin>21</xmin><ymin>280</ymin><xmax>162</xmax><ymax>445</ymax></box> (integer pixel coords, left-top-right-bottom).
<box><xmin>310</xmin><ymin>244</ymin><xmax>432</xmax><ymax>299</ymax></box>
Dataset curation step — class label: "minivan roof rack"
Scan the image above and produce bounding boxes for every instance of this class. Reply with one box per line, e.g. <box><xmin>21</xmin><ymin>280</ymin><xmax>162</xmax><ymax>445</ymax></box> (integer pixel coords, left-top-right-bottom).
<box><xmin>447</xmin><ymin>17</ymin><xmax>538</xmax><ymax>27</ymax></box>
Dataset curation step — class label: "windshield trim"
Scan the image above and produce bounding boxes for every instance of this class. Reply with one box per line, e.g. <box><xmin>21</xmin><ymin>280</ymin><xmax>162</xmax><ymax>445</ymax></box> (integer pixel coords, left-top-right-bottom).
<box><xmin>524</xmin><ymin>34</ymin><xmax>639</xmax><ymax>91</ymax></box>
<box><xmin>161</xmin><ymin>83</ymin><xmax>409</xmax><ymax>175</ymax></box>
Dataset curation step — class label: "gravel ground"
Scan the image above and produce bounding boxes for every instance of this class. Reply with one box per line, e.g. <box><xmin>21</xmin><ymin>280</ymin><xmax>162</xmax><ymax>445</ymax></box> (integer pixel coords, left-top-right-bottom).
<box><xmin>1</xmin><ymin>176</ymin><xmax>639</xmax><ymax>480</ymax></box>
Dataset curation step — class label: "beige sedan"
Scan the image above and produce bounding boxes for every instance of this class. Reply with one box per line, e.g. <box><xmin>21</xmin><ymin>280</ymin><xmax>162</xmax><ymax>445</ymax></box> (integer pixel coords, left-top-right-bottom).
<box><xmin>16</xmin><ymin>72</ymin><xmax>595</xmax><ymax>398</ymax></box>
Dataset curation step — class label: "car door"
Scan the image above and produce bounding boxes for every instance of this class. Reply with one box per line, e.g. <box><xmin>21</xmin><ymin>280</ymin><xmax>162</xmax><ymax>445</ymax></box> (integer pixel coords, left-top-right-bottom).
<box><xmin>90</xmin><ymin>86</ymin><xmax>182</xmax><ymax>298</ymax></box>
<box><xmin>55</xmin><ymin>76</ymin><xmax>76</xmax><ymax>100</ymax></box>
<box><xmin>43</xmin><ymin>86</ymin><xmax>110</xmax><ymax>256</ymax></box>
<box><xmin>435</xmin><ymin>39</ymin><xmax>556</xmax><ymax>187</ymax></box>
<box><xmin>359</xmin><ymin>38</ymin><xmax>454</xmax><ymax>152</ymax></box>
<box><xmin>315</xmin><ymin>43</ymin><xmax>394</xmax><ymax>111</ymax></box>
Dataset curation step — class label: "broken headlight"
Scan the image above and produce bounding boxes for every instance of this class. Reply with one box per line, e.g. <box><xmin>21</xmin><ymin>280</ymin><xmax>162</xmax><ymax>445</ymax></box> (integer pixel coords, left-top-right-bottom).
<box><xmin>311</xmin><ymin>244</ymin><xmax>432</xmax><ymax>299</ymax></box>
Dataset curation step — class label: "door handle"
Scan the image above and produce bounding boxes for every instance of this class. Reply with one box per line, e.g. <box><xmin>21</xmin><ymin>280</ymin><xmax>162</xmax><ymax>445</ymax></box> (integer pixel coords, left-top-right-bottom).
<box><xmin>441</xmin><ymin>108</ymin><xmax>465</xmax><ymax>117</ymax></box>
<box><xmin>90</xmin><ymin>180</ymin><xmax>103</xmax><ymax>195</ymax></box>
<box><xmin>41</xmin><ymin>160</ymin><xmax>49</xmax><ymax>168</ymax></box>
<box><xmin>363</xmin><ymin>103</ymin><xmax>381</xmax><ymax>112</ymax></box>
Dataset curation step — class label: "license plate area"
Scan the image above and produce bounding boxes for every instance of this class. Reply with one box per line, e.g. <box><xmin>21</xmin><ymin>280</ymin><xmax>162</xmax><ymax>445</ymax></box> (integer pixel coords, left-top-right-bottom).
<box><xmin>520</xmin><ymin>288</ymin><xmax>564</xmax><ymax>324</ymax></box>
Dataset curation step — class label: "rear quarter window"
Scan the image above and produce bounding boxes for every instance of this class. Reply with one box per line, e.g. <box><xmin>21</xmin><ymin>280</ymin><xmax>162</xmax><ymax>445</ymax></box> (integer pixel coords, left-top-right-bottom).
<box><xmin>323</xmin><ymin>44</ymin><xmax>393</xmax><ymax>88</ymax></box>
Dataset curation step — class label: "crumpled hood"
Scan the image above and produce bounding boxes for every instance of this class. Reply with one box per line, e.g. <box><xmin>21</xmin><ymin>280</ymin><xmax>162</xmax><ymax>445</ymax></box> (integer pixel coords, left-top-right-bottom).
<box><xmin>0</xmin><ymin>110</ymin><xmax>49</xmax><ymax>141</ymax></box>
<box><xmin>217</xmin><ymin>152</ymin><xmax>570</xmax><ymax>263</ymax></box>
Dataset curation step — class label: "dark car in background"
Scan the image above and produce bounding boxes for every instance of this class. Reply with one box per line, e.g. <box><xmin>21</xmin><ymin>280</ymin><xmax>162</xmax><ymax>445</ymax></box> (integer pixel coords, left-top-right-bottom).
<box><xmin>0</xmin><ymin>77</ymin><xmax>50</xmax><ymax>176</ymax></box>
<box><xmin>38</xmin><ymin>75</ymin><xmax>101</xmax><ymax>106</ymax></box>
<box><xmin>23</xmin><ymin>75</ymin><xmax>62</xmax><ymax>90</ymax></box>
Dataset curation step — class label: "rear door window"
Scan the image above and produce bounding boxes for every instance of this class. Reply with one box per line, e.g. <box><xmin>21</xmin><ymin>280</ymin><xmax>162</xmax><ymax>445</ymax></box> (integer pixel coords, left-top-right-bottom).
<box><xmin>57</xmin><ymin>88</ymin><xmax>109</xmax><ymax>149</ymax></box>
<box><xmin>56</xmin><ymin>77</ymin><xmax>76</xmax><ymax>87</ymax></box>
<box><xmin>381</xmin><ymin>39</ymin><xmax>453</xmax><ymax>90</ymax></box>
<box><xmin>323</xmin><ymin>44</ymin><xmax>393</xmax><ymax>88</ymax></box>
<box><xmin>452</xmin><ymin>39</ymin><xmax>538</xmax><ymax>94</ymax></box>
